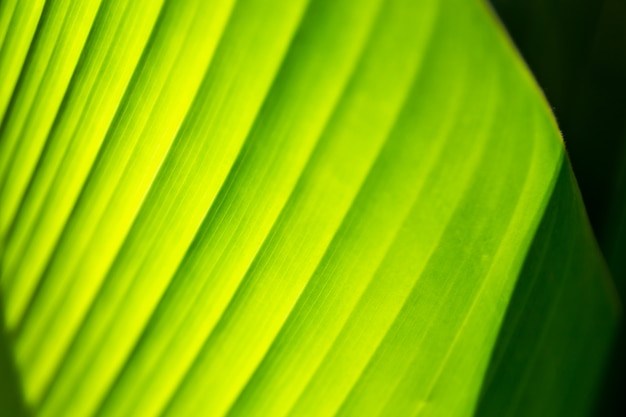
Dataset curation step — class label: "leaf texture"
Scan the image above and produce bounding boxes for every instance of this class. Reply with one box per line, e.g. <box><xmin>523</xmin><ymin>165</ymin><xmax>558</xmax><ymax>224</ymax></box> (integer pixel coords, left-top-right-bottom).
<box><xmin>0</xmin><ymin>0</ymin><xmax>619</xmax><ymax>416</ymax></box>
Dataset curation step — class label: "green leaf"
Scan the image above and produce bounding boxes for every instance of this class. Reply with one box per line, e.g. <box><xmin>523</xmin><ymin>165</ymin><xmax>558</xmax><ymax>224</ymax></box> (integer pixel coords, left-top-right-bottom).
<box><xmin>0</xmin><ymin>0</ymin><xmax>619</xmax><ymax>416</ymax></box>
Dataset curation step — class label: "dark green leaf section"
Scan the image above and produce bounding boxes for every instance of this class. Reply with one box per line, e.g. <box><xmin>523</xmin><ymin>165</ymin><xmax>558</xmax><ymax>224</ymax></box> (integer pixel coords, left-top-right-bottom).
<box><xmin>0</xmin><ymin>297</ymin><xmax>28</xmax><ymax>417</ymax></box>
<box><xmin>476</xmin><ymin>160</ymin><xmax>620</xmax><ymax>417</ymax></box>
<box><xmin>606</xmin><ymin>130</ymin><xmax>626</xmax><ymax>295</ymax></box>
<box><xmin>486</xmin><ymin>2</ymin><xmax>626</xmax><ymax>414</ymax></box>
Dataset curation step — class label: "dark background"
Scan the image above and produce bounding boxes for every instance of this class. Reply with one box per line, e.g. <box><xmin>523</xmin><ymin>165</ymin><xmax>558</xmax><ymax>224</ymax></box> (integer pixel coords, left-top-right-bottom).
<box><xmin>489</xmin><ymin>0</ymin><xmax>626</xmax><ymax>415</ymax></box>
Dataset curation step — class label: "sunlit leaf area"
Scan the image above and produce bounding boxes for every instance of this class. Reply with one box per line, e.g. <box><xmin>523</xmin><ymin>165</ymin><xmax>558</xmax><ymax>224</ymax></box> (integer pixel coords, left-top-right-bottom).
<box><xmin>1</xmin><ymin>0</ymin><xmax>624</xmax><ymax>416</ymax></box>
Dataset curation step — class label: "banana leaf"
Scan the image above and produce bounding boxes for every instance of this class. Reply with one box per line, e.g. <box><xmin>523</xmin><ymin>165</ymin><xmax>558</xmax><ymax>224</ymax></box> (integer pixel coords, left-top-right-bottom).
<box><xmin>0</xmin><ymin>0</ymin><xmax>619</xmax><ymax>416</ymax></box>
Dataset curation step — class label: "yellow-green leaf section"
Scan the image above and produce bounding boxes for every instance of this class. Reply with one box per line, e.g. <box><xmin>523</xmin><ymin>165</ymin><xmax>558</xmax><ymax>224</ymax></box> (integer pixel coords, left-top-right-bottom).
<box><xmin>0</xmin><ymin>0</ymin><xmax>619</xmax><ymax>417</ymax></box>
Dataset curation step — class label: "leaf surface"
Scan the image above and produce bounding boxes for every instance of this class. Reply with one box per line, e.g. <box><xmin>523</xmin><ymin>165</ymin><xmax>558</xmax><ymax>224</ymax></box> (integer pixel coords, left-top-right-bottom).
<box><xmin>0</xmin><ymin>1</ymin><xmax>618</xmax><ymax>416</ymax></box>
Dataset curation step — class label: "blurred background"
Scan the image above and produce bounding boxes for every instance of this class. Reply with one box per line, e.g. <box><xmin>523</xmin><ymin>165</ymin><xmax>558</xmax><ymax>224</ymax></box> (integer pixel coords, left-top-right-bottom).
<box><xmin>489</xmin><ymin>0</ymin><xmax>626</xmax><ymax>415</ymax></box>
